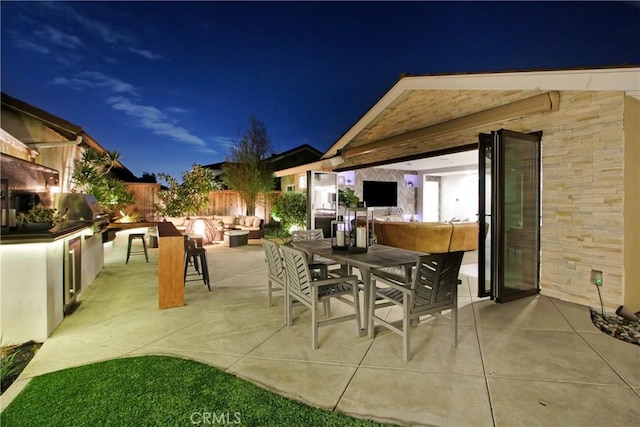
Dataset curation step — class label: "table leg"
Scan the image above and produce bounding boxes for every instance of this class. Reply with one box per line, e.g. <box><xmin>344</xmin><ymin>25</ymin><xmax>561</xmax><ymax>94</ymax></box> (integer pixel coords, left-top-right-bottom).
<box><xmin>362</xmin><ymin>269</ymin><xmax>370</xmax><ymax>337</ymax></box>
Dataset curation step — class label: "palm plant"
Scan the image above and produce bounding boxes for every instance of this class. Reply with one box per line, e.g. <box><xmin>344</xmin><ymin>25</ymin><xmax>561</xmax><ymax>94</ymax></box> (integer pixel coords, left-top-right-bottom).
<box><xmin>71</xmin><ymin>148</ymin><xmax>134</xmax><ymax>216</ymax></box>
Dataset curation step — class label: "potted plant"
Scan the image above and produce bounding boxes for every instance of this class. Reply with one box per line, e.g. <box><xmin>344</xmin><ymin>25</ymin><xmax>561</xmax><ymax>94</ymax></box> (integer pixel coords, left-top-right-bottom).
<box><xmin>338</xmin><ymin>188</ymin><xmax>359</xmax><ymax>208</ymax></box>
<box><xmin>17</xmin><ymin>206</ymin><xmax>66</xmax><ymax>231</ymax></box>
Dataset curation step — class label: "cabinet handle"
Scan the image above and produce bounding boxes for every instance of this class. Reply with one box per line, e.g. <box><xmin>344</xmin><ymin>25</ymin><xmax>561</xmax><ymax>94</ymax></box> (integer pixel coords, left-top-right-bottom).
<box><xmin>69</xmin><ymin>249</ymin><xmax>76</xmax><ymax>294</ymax></box>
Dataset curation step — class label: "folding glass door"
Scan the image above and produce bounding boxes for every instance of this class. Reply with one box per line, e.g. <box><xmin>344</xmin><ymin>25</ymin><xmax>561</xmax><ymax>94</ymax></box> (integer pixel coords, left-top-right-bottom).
<box><xmin>478</xmin><ymin>129</ymin><xmax>541</xmax><ymax>302</ymax></box>
<box><xmin>306</xmin><ymin>171</ymin><xmax>338</xmax><ymax>237</ymax></box>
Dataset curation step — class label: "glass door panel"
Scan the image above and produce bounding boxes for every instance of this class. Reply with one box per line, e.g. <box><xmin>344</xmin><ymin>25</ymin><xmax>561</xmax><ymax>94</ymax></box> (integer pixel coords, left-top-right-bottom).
<box><xmin>478</xmin><ymin>134</ymin><xmax>492</xmax><ymax>298</ymax></box>
<box><xmin>306</xmin><ymin>171</ymin><xmax>337</xmax><ymax>237</ymax></box>
<box><xmin>498</xmin><ymin>129</ymin><xmax>541</xmax><ymax>302</ymax></box>
<box><xmin>478</xmin><ymin>130</ymin><xmax>541</xmax><ymax>302</ymax></box>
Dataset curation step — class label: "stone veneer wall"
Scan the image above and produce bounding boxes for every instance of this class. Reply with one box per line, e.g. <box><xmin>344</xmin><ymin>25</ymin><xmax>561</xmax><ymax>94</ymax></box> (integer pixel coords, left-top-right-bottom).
<box><xmin>340</xmin><ymin>89</ymin><xmax>630</xmax><ymax>311</ymax></box>
<box><xmin>534</xmin><ymin>91</ymin><xmax>626</xmax><ymax>310</ymax></box>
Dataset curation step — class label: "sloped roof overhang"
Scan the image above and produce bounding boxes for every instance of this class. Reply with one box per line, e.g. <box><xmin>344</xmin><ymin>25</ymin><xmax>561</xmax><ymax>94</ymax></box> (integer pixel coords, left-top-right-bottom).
<box><xmin>274</xmin><ymin>156</ymin><xmax>344</xmax><ymax>178</ymax></box>
<box><xmin>1</xmin><ymin>93</ymin><xmax>135</xmax><ymax>178</ymax></box>
<box><xmin>340</xmin><ymin>91</ymin><xmax>559</xmax><ymax>159</ymax></box>
<box><xmin>323</xmin><ymin>67</ymin><xmax>640</xmax><ymax>160</ymax></box>
<box><xmin>273</xmin><ymin>67</ymin><xmax>640</xmax><ymax>178</ymax></box>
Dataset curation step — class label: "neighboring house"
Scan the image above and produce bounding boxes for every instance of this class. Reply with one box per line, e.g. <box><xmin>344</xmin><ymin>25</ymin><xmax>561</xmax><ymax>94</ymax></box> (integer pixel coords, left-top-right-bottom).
<box><xmin>275</xmin><ymin>67</ymin><xmax>640</xmax><ymax>315</ymax></box>
<box><xmin>203</xmin><ymin>143</ymin><xmax>323</xmax><ymax>190</ymax></box>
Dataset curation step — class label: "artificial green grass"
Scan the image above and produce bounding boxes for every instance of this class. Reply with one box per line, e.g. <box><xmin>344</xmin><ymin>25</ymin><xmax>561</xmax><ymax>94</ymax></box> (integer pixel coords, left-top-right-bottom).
<box><xmin>2</xmin><ymin>355</ymin><xmax>395</xmax><ymax>427</ymax></box>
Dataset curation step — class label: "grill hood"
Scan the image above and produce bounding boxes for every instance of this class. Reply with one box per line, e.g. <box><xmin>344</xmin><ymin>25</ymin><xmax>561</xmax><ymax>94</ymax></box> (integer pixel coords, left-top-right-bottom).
<box><xmin>53</xmin><ymin>193</ymin><xmax>106</xmax><ymax>221</ymax></box>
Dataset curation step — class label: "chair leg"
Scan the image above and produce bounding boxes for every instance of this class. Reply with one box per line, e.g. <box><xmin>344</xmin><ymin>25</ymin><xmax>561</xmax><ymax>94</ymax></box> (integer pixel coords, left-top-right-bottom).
<box><xmin>183</xmin><ymin>253</ymin><xmax>189</xmax><ymax>285</ymax></box>
<box><xmin>200</xmin><ymin>253</ymin><xmax>211</xmax><ymax>291</ymax></box>
<box><xmin>368</xmin><ymin>283</ymin><xmax>376</xmax><ymax>339</ymax></box>
<box><xmin>352</xmin><ymin>278</ymin><xmax>361</xmax><ymax>337</ymax></box>
<box><xmin>267</xmin><ymin>279</ymin><xmax>272</xmax><ymax>307</ymax></box>
<box><xmin>286</xmin><ymin>291</ymin><xmax>293</xmax><ymax>327</ymax></box>
<box><xmin>323</xmin><ymin>300</ymin><xmax>331</xmax><ymax>317</ymax></box>
<box><xmin>451</xmin><ymin>306</ymin><xmax>458</xmax><ymax>347</ymax></box>
<box><xmin>311</xmin><ymin>295</ymin><xmax>318</xmax><ymax>349</ymax></box>
<box><xmin>403</xmin><ymin>299</ymin><xmax>410</xmax><ymax>362</ymax></box>
<box><xmin>141</xmin><ymin>237</ymin><xmax>148</xmax><ymax>262</ymax></box>
<box><xmin>193</xmin><ymin>254</ymin><xmax>200</xmax><ymax>275</ymax></box>
<box><xmin>283</xmin><ymin>287</ymin><xmax>288</xmax><ymax>326</ymax></box>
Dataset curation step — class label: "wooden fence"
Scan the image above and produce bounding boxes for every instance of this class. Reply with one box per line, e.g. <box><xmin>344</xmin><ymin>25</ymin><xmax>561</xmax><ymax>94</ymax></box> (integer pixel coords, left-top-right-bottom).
<box><xmin>125</xmin><ymin>183</ymin><xmax>280</xmax><ymax>224</ymax></box>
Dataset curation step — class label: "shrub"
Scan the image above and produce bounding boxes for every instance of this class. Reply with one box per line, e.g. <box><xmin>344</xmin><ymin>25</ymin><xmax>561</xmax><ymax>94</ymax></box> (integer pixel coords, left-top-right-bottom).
<box><xmin>271</xmin><ymin>192</ymin><xmax>306</xmax><ymax>233</ymax></box>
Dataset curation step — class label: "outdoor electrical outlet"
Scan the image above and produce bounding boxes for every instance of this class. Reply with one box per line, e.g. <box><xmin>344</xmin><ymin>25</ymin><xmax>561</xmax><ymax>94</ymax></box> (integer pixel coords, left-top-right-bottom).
<box><xmin>591</xmin><ymin>270</ymin><xmax>603</xmax><ymax>286</ymax></box>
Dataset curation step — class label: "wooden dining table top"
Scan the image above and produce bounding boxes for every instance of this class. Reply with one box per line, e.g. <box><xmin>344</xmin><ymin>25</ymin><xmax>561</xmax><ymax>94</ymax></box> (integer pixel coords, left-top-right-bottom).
<box><xmin>291</xmin><ymin>238</ymin><xmax>426</xmax><ymax>270</ymax></box>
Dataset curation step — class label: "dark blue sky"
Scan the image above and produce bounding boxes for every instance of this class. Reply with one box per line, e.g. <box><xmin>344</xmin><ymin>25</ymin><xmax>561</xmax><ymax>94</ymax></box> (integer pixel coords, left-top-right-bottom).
<box><xmin>2</xmin><ymin>1</ymin><xmax>639</xmax><ymax>180</ymax></box>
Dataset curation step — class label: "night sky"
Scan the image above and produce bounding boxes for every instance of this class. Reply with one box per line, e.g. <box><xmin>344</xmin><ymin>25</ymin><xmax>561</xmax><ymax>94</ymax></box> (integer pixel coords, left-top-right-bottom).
<box><xmin>2</xmin><ymin>1</ymin><xmax>639</xmax><ymax>180</ymax></box>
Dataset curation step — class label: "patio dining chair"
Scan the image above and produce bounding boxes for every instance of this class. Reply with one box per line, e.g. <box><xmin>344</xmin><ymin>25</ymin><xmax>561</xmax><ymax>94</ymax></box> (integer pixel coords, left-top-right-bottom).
<box><xmin>291</xmin><ymin>229</ymin><xmax>342</xmax><ymax>279</ymax></box>
<box><xmin>280</xmin><ymin>245</ymin><xmax>361</xmax><ymax>350</ymax></box>
<box><xmin>291</xmin><ymin>229</ymin><xmax>325</xmax><ymax>242</ymax></box>
<box><xmin>369</xmin><ymin>251</ymin><xmax>464</xmax><ymax>361</ymax></box>
<box><xmin>261</xmin><ymin>238</ymin><xmax>288</xmax><ymax>323</ymax></box>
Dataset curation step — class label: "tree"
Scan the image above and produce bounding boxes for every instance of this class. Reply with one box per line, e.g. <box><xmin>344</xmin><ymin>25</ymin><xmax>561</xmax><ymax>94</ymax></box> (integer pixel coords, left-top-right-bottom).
<box><xmin>139</xmin><ymin>172</ymin><xmax>157</xmax><ymax>183</ymax></box>
<box><xmin>71</xmin><ymin>148</ymin><xmax>134</xmax><ymax>216</ymax></box>
<box><xmin>155</xmin><ymin>164</ymin><xmax>220</xmax><ymax>217</ymax></box>
<box><xmin>222</xmin><ymin>115</ymin><xmax>275</xmax><ymax>215</ymax></box>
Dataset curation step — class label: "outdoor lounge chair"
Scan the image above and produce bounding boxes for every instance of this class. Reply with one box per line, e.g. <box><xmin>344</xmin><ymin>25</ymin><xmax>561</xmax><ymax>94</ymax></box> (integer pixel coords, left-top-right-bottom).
<box><xmin>280</xmin><ymin>245</ymin><xmax>361</xmax><ymax>349</ymax></box>
<box><xmin>369</xmin><ymin>251</ymin><xmax>464</xmax><ymax>361</ymax></box>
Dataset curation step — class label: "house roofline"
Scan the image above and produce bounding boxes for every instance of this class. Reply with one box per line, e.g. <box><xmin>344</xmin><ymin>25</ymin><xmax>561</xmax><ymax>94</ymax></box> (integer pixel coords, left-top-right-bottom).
<box><xmin>1</xmin><ymin>92</ymin><xmax>83</xmax><ymax>140</ymax></box>
<box><xmin>1</xmin><ymin>92</ymin><xmax>136</xmax><ymax>179</ymax></box>
<box><xmin>322</xmin><ymin>66</ymin><xmax>640</xmax><ymax>159</ymax></box>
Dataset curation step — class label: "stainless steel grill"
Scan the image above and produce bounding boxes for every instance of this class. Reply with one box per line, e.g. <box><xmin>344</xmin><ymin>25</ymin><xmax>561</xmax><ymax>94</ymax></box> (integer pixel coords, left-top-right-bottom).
<box><xmin>53</xmin><ymin>193</ymin><xmax>109</xmax><ymax>234</ymax></box>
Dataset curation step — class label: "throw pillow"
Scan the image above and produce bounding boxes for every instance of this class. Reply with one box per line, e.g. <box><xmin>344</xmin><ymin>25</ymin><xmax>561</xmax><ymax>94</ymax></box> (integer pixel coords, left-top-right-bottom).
<box><xmin>221</xmin><ymin>216</ymin><xmax>235</xmax><ymax>225</ymax></box>
<box><xmin>253</xmin><ymin>217</ymin><xmax>261</xmax><ymax>228</ymax></box>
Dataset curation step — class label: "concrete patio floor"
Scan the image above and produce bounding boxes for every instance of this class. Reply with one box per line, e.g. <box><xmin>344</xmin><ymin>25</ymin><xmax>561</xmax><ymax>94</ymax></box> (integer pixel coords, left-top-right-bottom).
<box><xmin>2</xmin><ymin>229</ymin><xmax>639</xmax><ymax>426</ymax></box>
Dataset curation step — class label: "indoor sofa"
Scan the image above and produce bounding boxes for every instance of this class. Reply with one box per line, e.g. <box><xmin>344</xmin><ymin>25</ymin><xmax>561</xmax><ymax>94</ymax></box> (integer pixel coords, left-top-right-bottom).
<box><xmin>373</xmin><ymin>221</ymin><xmax>480</xmax><ymax>253</ymax></box>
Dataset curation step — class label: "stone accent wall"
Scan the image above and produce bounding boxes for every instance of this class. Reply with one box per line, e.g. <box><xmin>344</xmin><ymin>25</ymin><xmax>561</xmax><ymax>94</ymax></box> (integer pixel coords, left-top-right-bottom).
<box><xmin>535</xmin><ymin>91</ymin><xmax>625</xmax><ymax>309</ymax></box>
<box><xmin>342</xmin><ymin>89</ymin><xmax>629</xmax><ymax>311</ymax></box>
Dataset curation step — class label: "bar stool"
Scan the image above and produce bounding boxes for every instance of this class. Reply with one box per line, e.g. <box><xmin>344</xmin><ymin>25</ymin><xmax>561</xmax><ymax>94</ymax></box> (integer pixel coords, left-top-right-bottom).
<box><xmin>184</xmin><ymin>246</ymin><xmax>211</xmax><ymax>291</ymax></box>
<box><xmin>183</xmin><ymin>235</ymin><xmax>200</xmax><ymax>274</ymax></box>
<box><xmin>126</xmin><ymin>233</ymin><xmax>148</xmax><ymax>264</ymax></box>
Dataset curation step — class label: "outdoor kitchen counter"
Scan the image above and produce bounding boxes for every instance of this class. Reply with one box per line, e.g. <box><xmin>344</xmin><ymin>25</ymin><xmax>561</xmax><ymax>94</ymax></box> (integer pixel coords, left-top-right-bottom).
<box><xmin>0</xmin><ymin>221</ymin><xmax>93</xmax><ymax>244</ymax></box>
<box><xmin>0</xmin><ymin>223</ymin><xmax>105</xmax><ymax>345</ymax></box>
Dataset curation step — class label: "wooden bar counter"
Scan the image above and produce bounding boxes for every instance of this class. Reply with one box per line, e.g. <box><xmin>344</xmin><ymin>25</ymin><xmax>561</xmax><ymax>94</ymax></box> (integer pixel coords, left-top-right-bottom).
<box><xmin>156</xmin><ymin>222</ymin><xmax>184</xmax><ymax>308</ymax></box>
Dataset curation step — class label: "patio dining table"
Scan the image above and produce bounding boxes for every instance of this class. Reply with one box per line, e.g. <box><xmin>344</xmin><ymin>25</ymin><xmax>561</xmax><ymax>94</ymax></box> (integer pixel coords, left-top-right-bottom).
<box><xmin>291</xmin><ymin>238</ymin><xmax>426</xmax><ymax>336</ymax></box>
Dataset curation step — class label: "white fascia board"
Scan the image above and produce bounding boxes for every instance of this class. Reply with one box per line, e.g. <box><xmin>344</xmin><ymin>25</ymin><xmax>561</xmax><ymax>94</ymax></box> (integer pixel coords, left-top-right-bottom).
<box><xmin>398</xmin><ymin>68</ymin><xmax>640</xmax><ymax>92</ymax></box>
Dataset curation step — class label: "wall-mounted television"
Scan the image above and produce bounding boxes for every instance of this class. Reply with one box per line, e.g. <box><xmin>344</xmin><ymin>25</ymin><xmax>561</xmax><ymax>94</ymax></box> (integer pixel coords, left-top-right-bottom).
<box><xmin>362</xmin><ymin>180</ymin><xmax>397</xmax><ymax>207</ymax></box>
